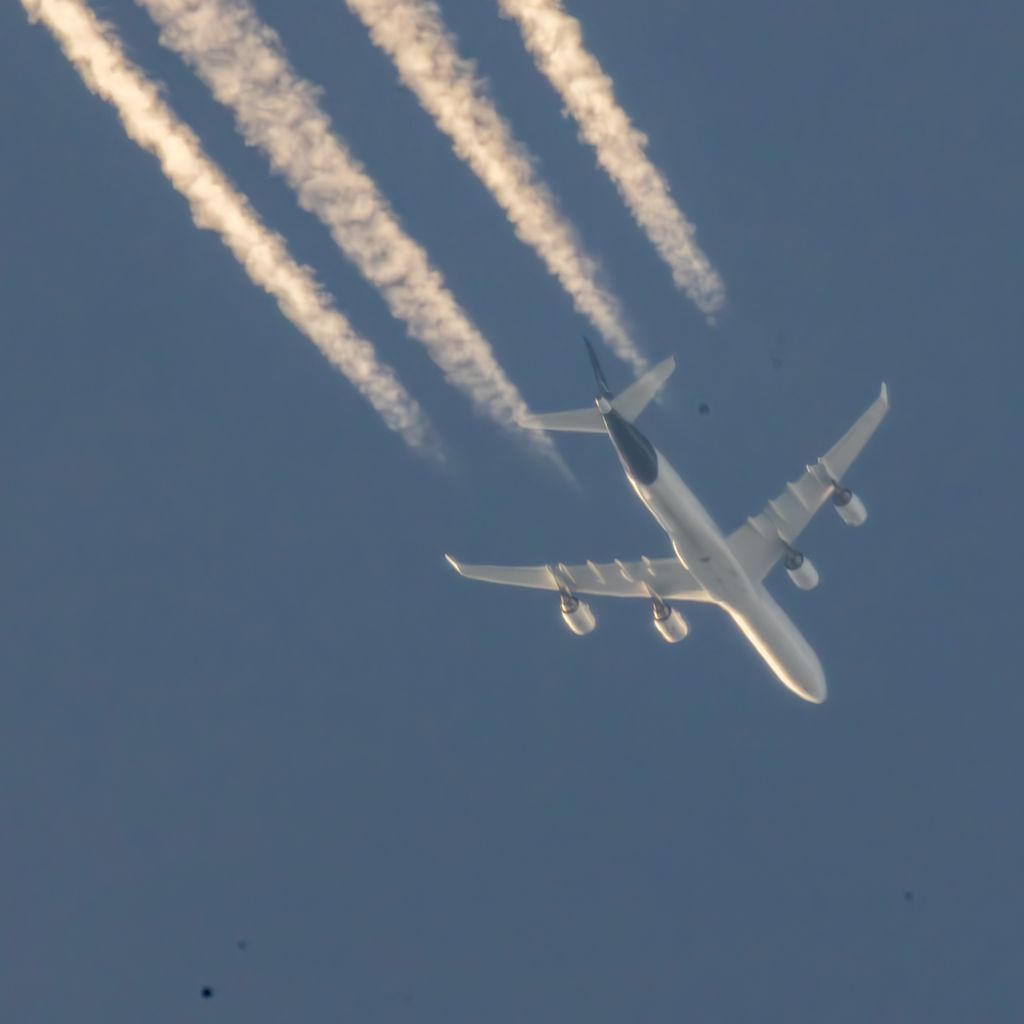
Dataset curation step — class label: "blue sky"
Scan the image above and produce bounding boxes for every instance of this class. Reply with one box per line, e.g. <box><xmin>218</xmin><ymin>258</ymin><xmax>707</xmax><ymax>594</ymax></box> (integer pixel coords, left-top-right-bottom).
<box><xmin>2</xmin><ymin>1</ymin><xmax>1022</xmax><ymax>1020</ymax></box>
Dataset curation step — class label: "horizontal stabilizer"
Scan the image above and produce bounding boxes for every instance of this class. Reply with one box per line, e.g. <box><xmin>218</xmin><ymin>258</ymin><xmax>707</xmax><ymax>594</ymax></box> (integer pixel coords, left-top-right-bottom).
<box><xmin>518</xmin><ymin>355</ymin><xmax>676</xmax><ymax>433</ymax></box>
<box><xmin>517</xmin><ymin>407</ymin><xmax>605</xmax><ymax>433</ymax></box>
<box><xmin>612</xmin><ymin>356</ymin><xmax>675</xmax><ymax>422</ymax></box>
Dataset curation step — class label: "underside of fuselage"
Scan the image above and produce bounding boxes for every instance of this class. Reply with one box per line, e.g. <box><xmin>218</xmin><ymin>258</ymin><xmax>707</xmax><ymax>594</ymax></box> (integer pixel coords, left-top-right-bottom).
<box><xmin>603</xmin><ymin>413</ymin><xmax>828</xmax><ymax>704</ymax></box>
<box><xmin>720</xmin><ymin>594</ymin><xmax>828</xmax><ymax>703</ymax></box>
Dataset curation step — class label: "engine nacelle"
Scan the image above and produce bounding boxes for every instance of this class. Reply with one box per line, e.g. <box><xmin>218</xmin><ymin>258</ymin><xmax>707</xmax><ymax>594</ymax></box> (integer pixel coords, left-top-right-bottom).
<box><xmin>560</xmin><ymin>592</ymin><xmax>596</xmax><ymax>636</ymax></box>
<box><xmin>652</xmin><ymin>599</ymin><xmax>689</xmax><ymax>643</ymax></box>
<box><xmin>832</xmin><ymin>486</ymin><xmax>868</xmax><ymax>527</ymax></box>
<box><xmin>784</xmin><ymin>550</ymin><xmax>820</xmax><ymax>591</ymax></box>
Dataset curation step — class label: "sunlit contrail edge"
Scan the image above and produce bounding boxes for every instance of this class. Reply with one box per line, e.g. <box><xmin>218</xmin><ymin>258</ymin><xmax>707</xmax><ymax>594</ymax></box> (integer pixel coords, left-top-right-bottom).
<box><xmin>21</xmin><ymin>0</ymin><xmax>437</xmax><ymax>454</ymax></box>
<box><xmin>499</xmin><ymin>0</ymin><xmax>726</xmax><ymax>317</ymax></box>
<box><xmin>136</xmin><ymin>0</ymin><xmax>562</xmax><ymax>464</ymax></box>
<box><xmin>344</xmin><ymin>0</ymin><xmax>646</xmax><ymax>373</ymax></box>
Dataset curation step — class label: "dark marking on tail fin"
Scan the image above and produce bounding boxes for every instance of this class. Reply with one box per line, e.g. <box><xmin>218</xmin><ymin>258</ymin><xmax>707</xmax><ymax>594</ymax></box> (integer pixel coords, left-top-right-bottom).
<box><xmin>583</xmin><ymin>336</ymin><xmax>612</xmax><ymax>399</ymax></box>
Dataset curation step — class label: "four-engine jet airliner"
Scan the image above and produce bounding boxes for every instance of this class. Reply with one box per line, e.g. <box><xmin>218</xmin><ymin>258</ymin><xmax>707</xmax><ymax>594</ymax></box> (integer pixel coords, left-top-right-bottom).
<box><xmin>445</xmin><ymin>341</ymin><xmax>889</xmax><ymax>703</ymax></box>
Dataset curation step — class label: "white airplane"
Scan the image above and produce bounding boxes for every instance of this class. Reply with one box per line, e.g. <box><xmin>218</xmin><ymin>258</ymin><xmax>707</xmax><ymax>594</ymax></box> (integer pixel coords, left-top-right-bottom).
<box><xmin>445</xmin><ymin>341</ymin><xmax>889</xmax><ymax>704</ymax></box>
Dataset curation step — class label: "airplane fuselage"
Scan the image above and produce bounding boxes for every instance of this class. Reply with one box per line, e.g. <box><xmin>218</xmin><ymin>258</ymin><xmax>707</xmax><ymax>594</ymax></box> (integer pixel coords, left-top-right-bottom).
<box><xmin>604</xmin><ymin>407</ymin><xmax>827</xmax><ymax>703</ymax></box>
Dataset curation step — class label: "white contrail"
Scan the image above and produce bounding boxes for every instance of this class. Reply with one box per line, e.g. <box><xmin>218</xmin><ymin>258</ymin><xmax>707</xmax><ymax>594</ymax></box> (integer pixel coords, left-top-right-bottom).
<box><xmin>499</xmin><ymin>0</ymin><xmax>726</xmax><ymax>317</ymax></box>
<box><xmin>136</xmin><ymin>0</ymin><xmax>563</xmax><ymax>457</ymax></box>
<box><xmin>21</xmin><ymin>0</ymin><xmax>436</xmax><ymax>454</ymax></box>
<box><xmin>344</xmin><ymin>0</ymin><xmax>646</xmax><ymax>373</ymax></box>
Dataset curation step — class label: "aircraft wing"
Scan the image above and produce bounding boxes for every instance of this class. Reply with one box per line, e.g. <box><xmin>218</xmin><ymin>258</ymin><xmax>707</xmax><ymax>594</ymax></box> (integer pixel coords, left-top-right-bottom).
<box><xmin>444</xmin><ymin>554</ymin><xmax>711</xmax><ymax>601</ymax></box>
<box><xmin>727</xmin><ymin>383</ymin><xmax>890</xmax><ymax>582</ymax></box>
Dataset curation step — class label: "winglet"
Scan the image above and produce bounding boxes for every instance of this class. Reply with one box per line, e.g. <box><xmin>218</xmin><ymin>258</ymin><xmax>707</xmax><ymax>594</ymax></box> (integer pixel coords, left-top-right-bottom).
<box><xmin>444</xmin><ymin>553</ymin><xmax>464</xmax><ymax>575</ymax></box>
<box><xmin>880</xmin><ymin>382</ymin><xmax>889</xmax><ymax>408</ymax></box>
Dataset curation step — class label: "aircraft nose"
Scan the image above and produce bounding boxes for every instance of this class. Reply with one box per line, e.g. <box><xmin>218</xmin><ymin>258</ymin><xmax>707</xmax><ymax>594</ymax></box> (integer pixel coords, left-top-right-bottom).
<box><xmin>804</xmin><ymin>679</ymin><xmax>828</xmax><ymax>704</ymax></box>
<box><xmin>800</xmin><ymin>657</ymin><xmax>828</xmax><ymax>704</ymax></box>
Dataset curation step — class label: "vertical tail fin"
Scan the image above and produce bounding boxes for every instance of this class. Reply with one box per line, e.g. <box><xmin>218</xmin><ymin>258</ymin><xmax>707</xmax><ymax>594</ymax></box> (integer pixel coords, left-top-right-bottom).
<box><xmin>583</xmin><ymin>336</ymin><xmax>613</xmax><ymax>398</ymax></box>
<box><xmin>517</xmin><ymin>337</ymin><xmax>611</xmax><ymax>432</ymax></box>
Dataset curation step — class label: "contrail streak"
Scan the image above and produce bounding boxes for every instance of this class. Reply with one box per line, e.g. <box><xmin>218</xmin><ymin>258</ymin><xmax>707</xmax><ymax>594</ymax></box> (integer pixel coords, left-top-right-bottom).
<box><xmin>21</xmin><ymin>0</ymin><xmax>436</xmax><ymax>453</ymax></box>
<box><xmin>499</xmin><ymin>0</ymin><xmax>726</xmax><ymax>317</ymax></box>
<box><xmin>344</xmin><ymin>0</ymin><xmax>646</xmax><ymax>373</ymax></box>
<box><xmin>136</xmin><ymin>0</ymin><xmax>561</xmax><ymax>458</ymax></box>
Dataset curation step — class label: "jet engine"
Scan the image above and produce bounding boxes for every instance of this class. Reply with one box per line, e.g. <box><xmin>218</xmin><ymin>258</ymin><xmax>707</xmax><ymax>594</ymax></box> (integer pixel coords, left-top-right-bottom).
<box><xmin>560</xmin><ymin>591</ymin><xmax>596</xmax><ymax>636</ymax></box>
<box><xmin>832</xmin><ymin>486</ymin><xmax>868</xmax><ymax>527</ymax></box>
<box><xmin>652</xmin><ymin>596</ymin><xmax>689</xmax><ymax>643</ymax></box>
<box><xmin>784</xmin><ymin>549</ymin><xmax>820</xmax><ymax>591</ymax></box>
